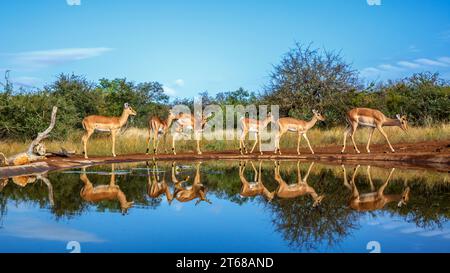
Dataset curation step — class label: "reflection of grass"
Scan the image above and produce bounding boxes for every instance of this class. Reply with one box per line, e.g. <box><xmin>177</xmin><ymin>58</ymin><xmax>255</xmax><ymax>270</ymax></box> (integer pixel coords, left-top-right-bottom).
<box><xmin>0</xmin><ymin>124</ymin><xmax>449</xmax><ymax>157</ymax></box>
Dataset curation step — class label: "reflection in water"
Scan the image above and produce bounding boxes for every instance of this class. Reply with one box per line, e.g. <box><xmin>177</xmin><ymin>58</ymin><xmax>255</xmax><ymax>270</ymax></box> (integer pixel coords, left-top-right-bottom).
<box><xmin>274</xmin><ymin>161</ymin><xmax>324</xmax><ymax>207</ymax></box>
<box><xmin>80</xmin><ymin>164</ymin><xmax>134</xmax><ymax>214</ymax></box>
<box><xmin>147</xmin><ymin>161</ymin><xmax>173</xmax><ymax>204</ymax></box>
<box><xmin>1</xmin><ymin>173</ymin><xmax>54</xmax><ymax>207</ymax></box>
<box><xmin>239</xmin><ymin>160</ymin><xmax>275</xmax><ymax>201</ymax></box>
<box><xmin>342</xmin><ymin>165</ymin><xmax>410</xmax><ymax>211</ymax></box>
<box><xmin>172</xmin><ymin>162</ymin><xmax>211</xmax><ymax>205</ymax></box>
<box><xmin>0</xmin><ymin>160</ymin><xmax>449</xmax><ymax>252</ymax></box>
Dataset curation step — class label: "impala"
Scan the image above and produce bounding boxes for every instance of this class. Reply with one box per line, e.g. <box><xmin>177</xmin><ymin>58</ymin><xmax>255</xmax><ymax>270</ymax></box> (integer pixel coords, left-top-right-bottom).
<box><xmin>274</xmin><ymin>161</ymin><xmax>324</xmax><ymax>207</ymax></box>
<box><xmin>172</xmin><ymin>162</ymin><xmax>211</xmax><ymax>205</ymax></box>
<box><xmin>81</xmin><ymin>103</ymin><xmax>137</xmax><ymax>158</ymax></box>
<box><xmin>238</xmin><ymin>160</ymin><xmax>275</xmax><ymax>201</ymax></box>
<box><xmin>341</xmin><ymin>108</ymin><xmax>408</xmax><ymax>154</ymax></box>
<box><xmin>341</xmin><ymin>165</ymin><xmax>410</xmax><ymax>211</ymax></box>
<box><xmin>239</xmin><ymin>112</ymin><xmax>274</xmax><ymax>155</ymax></box>
<box><xmin>171</xmin><ymin>112</ymin><xmax>211</xmax><ymax>155</ymax></box>
<box><xmin>80</xmin><ymin>164</ymin><xmax>134</xmax><ymax>214</ymax></box>
<box><xmin>147</xmin><ymin>161</ymin><xmax>173</xmax><ymax>204</ymax></box>
<box><xmin>274</xmin><ymin>109</ymin><xmax>325</xmax><ymax>155</ymax></box>
<box><xmin>146</xmin><ymin>110</ymin><xmax>177</xmax><ymax>155</ymax></box>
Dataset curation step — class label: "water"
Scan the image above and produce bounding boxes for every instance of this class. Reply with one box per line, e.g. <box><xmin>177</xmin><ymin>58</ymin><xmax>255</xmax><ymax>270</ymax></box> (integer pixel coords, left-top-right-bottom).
<box><xmin>0</xmin><ymin>160</ymin><xmax>449</xmax><ymax>253</ymax></box>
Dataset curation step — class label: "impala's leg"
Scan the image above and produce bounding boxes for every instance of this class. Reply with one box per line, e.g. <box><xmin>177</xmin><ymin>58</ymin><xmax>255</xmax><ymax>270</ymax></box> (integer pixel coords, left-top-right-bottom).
<box><xmin>146</xmin><ymin>128</ymin><xmax>152</xmax><ymax>155</ymax></box>
<box><xmin>377</xmin><ymin>168</ymin><xmax>395</xmax><ymax>195</ymax></box>
<box><xmin>82</xmin><ymin>129</ymin><xmax>94</xmax><ymax>159</ymax></box>
<box><xmin>296</xmin><ymin>132</ymin><xmax>302</xmax><ymax>155</ymax></box>
<box><xmin>111</xmin><ymin>130</ymin><xmax>118</xmax><ymax>157</ymax></box>
<box><xmin>163</xmin><ymin>132</ymin><xmax>168</xmax><ymax>153</ymax></box>
<box><xmin>196</xmin><ymin>138</ymin><xmax>202</xmax><ymax>155</ymax></box>
<box><xmin>367</xmin><ymin>165</ymin><xmax>375</xmax><ymax>191</ymax></box>
<box><xmin>366</xmin><ymin>128</ymin><xmax>375</xmax><ymax>153</ymax></box>
<box><xmin>377</xmin><ymin>125</ymin><xmax>395</xmax><ymax>153</ymax></box>
<box><xmin>350</xmin><ymin>165</ymin><xmax>361</xmax><ymax>199</ymax></box>
<box><xmin>258</xmin><ymin>132</ymin><xmax>263</xmax><ymax>155</ymax></box>
<box><xmin>341</xmin><ymin>165</ymin><xmax>352</xmax><ymax>190</ymax></box>
<box><xmin>303</xmin><ymin>161</ymin><xmax>315</xmax><ymax>182</ymax></box>
<box><xmin>172</xmin><ymin>134</ymin><xmax>177</xmax><ymax>155</ymax></box>
<box><xmin>350</xmin><ymin>123</ymin><xmax>361</xmax><ymax>154</ymax></box>
<box><xmin>250</xmin><ymin>132</ymin><xmax>258</xmax><ymax>154</ymax></box>
<box><xmin>276</xmin><ymin>130</ymin><xmax>286</xmax><ymax>155</ymax></box>
<box><xmin>341</xmin><ymin>126</ymin><xmax>351</xmax><ymax>154</ymax></box>
<box><xmin>303</xmin><ymin>133</ymin><xmax>314</xmax><ymax>154</ymax></box>
<box><xmin>153</xmin><ymin>127</ymin><xmax>159</xmax><ymax>154</ymax></box>
<box><xmin>239</xmin><ymin>130</ymin><xmax>248</xmax><ymax>155</ymax></box>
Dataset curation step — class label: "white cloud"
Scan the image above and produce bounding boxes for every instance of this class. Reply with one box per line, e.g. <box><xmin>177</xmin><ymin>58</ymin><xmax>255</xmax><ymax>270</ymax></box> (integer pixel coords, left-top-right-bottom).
<box><xmin>360</xmin><ymin>67</ymin><xmax>381</xmax><ymax>78</ymax></box>
<box><xmin>397</xmin><ymin>61</ymin><xmax>420</xmax><ymax>69</ymax></box>
<box><xmin>2</xmin><ymin>217</ymin><xmax>104</xmax><ymax>243</ymax></box>
<box><xmin>13</xmin><ymin>47</ymin><xmax>113</xmax><ymax>69</ymax></box>
<box><xmin>378</xmin><ymin>64</ymin><xmax>402</xmax><ymax>71</ymax></box>
<box><xmin>361</xmin><ymin>56</ymin><xmax>450</xmax><ymax>80</ymax></box>
<box><xmin>415</xmin><ymin>58</ymin><xmax>448</xmax><ymax>67</ymax></box>
<box><xmin>12</xmin><ymin>76</ymin><xmax>42</xmax><ymax>88</ymax></box>
<box><xmin>438</xmin><ymin>57</ymin><xmax>450</xmax><ymax>65</ymax></box>
<box><xmin>163</xmin><ymin>85</ymin><xmax>176</xmax><ymax>96</ymax></box>
<box><xmin>67</xmin><ymin>0</ymin><xmax>81</xmax><ymax>6</ymax></box>
<box><xmin>174</xmin><ymin>79</ymin><xmax>185</xmax><ymax>87</ymax></box>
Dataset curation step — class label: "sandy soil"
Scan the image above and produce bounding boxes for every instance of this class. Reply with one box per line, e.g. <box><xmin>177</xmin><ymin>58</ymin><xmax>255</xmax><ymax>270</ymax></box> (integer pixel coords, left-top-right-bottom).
<box><xmin>1</xmin><ymin>140</ymin><xmax>449</xmax><ymax>178</ymax></box>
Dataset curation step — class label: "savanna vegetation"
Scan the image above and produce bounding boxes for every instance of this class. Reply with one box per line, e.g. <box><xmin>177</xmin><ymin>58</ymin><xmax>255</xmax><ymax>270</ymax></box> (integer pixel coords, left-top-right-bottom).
<box><xmin>0</xmin><ymin>44</ymin><xmax>449</xmax><ymax>156</ymax></box>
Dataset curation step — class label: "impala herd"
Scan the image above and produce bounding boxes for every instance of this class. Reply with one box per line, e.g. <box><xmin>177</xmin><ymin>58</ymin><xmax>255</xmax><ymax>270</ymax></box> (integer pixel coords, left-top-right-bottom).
<box><xmin>81</xmin><ymin>103</ymin><xmax>408</xmax><ymax>158</ymax></box>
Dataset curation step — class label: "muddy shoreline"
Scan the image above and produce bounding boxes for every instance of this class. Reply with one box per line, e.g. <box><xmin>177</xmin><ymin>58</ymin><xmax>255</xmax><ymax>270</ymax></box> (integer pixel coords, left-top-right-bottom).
<box><xmin>1</xmin><ymin>140</ymin><xmax>449</xmax><ymax>177</ymax></box>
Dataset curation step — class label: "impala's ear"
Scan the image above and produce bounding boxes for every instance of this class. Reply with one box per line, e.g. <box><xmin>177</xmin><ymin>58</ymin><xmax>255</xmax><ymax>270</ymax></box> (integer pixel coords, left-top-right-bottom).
<box><xmin>312</xmin><ymin>109</ymin><xmax>318</xmax><ymax>114</ymax></box>
<box><xmin>396</xmin><ymin>114</ymin><xmax>401</xmax><ymax>120</ymax></box>
<box><xmin>124</xmin><ymin>103</ymin><xmax>129</xmax><ymax>109</ymax></box>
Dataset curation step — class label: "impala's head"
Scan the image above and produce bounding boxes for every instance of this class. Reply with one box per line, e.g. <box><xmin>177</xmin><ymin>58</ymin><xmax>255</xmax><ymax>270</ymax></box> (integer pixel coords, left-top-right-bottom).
<box><xmin>397</xmin><ymin>187</ymin><xmax>410</xmax><ymax>208</ymax></box>
<box><xmin>312</xmin><ymin>109</ymin><xmax>325</xmax><ymax>121</ymax></box>
<box><xmin>396</xmin><ymin>114</ymin><xmax>408</xmax><ymax>131</ymax></box>
<box><xmin>313</xmin><ymin>195</ymin><xmax>325</xmax><ymax>208</ymax></box>
<box><xmin>124</xmin><ymin>103</ymin><xmax>137</xmax><ymax>116</ymax></box>
<box><xmin>168</xmin><ymin>109</ymin><xmax>176</xmax><ymax>119</ymax></box>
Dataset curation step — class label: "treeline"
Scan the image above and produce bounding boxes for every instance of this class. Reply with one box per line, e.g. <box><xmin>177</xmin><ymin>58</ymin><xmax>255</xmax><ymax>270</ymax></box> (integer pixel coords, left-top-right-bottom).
<box><xmin>1</xmin><ymin>44</ymin><xmax>449</xmax><ymax>140</ymax></box>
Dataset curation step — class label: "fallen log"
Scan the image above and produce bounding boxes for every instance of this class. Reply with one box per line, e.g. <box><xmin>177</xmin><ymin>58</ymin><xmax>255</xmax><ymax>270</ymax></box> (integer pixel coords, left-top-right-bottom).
<box><xmin>0</xmin><ymin>106</ymin><xmax>58</xmax><ymax>166</ymax></box>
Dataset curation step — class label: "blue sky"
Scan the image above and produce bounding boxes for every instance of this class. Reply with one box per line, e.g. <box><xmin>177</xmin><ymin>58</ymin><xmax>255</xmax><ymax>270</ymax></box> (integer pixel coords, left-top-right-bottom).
<box><xmin>0</xmin><ymin>0</ymin><xmax>449</xmax><ymax>98</ymax></box>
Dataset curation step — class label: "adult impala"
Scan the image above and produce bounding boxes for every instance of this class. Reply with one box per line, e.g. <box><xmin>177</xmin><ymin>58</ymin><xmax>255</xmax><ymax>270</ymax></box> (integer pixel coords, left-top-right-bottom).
<box><xmin>146</xmin><ymin>110</ymin><xmax>177</xmax><ymax>155</ymax></box>
<box><xmin>239</xmin><ymin>112</ymin><xmax>274</xmax><ymax>155</ymax></box>
<box><xmin>146</xmin><ymin>161</ymin><xmax>173</xmax><ymax>204</ymax></box>
<box><xmin>171</xmin><ymin>161</ymin><xmax>211</xmax><ymax>205</ymax></box>
<box><xmin>171</xmin><ymin>112</ymin><xmax>211</xmax><ymax>155</ymax></box>
<box><xmin>341</xmin><ymin>165</ymin><xmax>410</xmax><ymax>211</ymax></box>
<box><xmin>341</xmin><ymin>108</ymin><xmax>408</xmax><ymax>154</ymax></box>
<box><xmin>81</xmin><ymin>103</ymin><xmax>137</xmax><ymax>158</ymax></box>
<box><xmin>274</xmin><ymin>161</ymin><xmax>324</xmax><ymax>207</ymax></box>
<box><xmin>274</xmin><ymin>110</ymin><xmax>325</xmax><ymax>155</ymax></box>
<box><xmin>80</xmin><ymin>164</ymin><xmax>134</xmax><ymax>214</ymax></box>
<box><xmin>238</xmin><ymin>160</ymin><xmax>275</xmax><ymax>201</ymax></box>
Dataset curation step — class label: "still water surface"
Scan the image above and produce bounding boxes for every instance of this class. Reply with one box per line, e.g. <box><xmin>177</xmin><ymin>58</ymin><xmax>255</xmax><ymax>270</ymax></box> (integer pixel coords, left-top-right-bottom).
<box><xmin>0</xmin><ymin>160</ymin><xmax>449</xmax><ymax>253</ymax></box>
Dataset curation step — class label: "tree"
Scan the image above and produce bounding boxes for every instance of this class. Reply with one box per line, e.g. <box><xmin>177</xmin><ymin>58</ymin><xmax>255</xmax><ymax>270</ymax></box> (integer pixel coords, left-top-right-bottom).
<box><xmin>262</xmin><ymin>43</ymin><xmax>360</xmax><ymax>126</ymax></box>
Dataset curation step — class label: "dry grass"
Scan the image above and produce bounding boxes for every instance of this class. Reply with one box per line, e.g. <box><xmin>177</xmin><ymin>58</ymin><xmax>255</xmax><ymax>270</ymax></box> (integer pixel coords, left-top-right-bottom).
<box><xmin>0</xmin><ymin>124</ymin><xmax>449</xmax><ymax>157</ymax></box>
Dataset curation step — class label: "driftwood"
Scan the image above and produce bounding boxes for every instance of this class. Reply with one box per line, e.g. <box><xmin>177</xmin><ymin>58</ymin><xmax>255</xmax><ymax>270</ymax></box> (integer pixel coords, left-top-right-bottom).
<box><xmin>0</xmin><ymin>106</ymin><xmax>58</xmax><ymax>166</ymax></box>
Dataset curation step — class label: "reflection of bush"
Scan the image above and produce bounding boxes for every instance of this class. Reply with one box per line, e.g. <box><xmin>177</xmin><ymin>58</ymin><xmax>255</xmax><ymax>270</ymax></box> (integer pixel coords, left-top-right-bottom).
<box><xmin>1</xmin><ymin>161</ymin><xmax>449</xmax><ymax>246</ymax></box>
<box><xmin>264</xmin><ymin>168</ymin><xmax>359</xmax><ymax>251</ymax></box>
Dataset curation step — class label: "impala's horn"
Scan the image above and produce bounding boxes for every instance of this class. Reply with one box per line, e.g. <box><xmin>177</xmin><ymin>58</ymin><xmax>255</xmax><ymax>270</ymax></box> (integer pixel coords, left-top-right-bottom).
<box><xmin>124</xmin><ymin>103</ymin><xmax>129</xmax><ymax>109</ymax></box>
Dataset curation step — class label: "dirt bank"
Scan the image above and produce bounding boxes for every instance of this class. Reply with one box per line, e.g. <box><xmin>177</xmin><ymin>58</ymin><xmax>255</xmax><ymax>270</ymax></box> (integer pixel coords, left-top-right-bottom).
<box><xmin>1</xmin><ymin>140</ymin><xmax>449</xmax><ymax>178</ymax></box>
